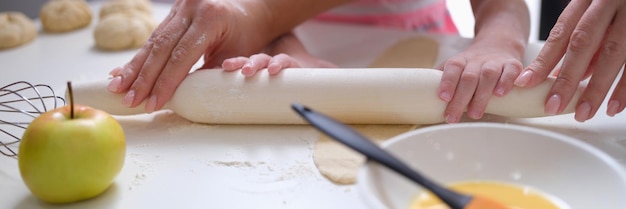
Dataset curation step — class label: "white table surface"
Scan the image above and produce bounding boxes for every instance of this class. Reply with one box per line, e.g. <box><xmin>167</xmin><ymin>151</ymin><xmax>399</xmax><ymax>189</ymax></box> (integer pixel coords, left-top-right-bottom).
<box><xmin>1</xmin><ymin>2</ymin><xmax>626</xmax><ymax>209</ymax></box>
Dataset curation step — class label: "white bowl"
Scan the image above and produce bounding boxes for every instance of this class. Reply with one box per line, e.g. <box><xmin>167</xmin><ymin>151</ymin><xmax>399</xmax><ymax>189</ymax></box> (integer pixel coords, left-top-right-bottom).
<box><xmin>356</xmin><ymin>122</ymin><xmax>626</xmax><ymax>209</ymax></box>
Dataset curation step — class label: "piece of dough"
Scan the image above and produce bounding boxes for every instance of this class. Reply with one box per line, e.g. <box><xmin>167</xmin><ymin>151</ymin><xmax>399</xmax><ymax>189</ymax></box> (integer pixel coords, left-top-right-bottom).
<box><xmin>99</xmin><ymin>0</ymin><xmax>152</xmax><ymax>18</ymax></box>
<box><xmin>368</xmin><ymin>37</ymin><xmax>439</xmax><ymax>68</ymax></box>
<box><xmin>94</xmin><ymin>12</ymin><xmax>156</xmax><ymax>50</ymax></box>
<box><xmin>313</xmin><ymin>125</ymin><xmax>418</xmax><ymax>184</ymax></box>
<box><xmin>40</xmin><ymin>0</ymin><xmax>92</xmax><ymax>33</ymax></box>
<box><xmin>0</xmin><ymin>12</ymin><xmax>37</xmax><ymax>49</ymax></box>
<box><xmin>94</xmin><ymin>0</ymin><xmax>156</xmax><ymax>51</ymax></box>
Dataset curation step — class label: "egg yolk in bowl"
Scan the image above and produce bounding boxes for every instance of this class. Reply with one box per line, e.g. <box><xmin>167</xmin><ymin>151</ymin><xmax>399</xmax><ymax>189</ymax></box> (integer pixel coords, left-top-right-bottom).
<box><xmin>410</xmin><ymin>181</ymin><xmax>566</xmax><ymax>209</ymax></box>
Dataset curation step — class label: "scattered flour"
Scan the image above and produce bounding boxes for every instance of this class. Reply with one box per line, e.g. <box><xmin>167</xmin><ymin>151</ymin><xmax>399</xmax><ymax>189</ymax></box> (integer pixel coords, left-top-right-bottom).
<box><xmin>205</xmin><ymin>159</ymin><xmax>314</xmax><ymax>183</ymax></box>
<box><xmin>207</xmin><ymin>160</ymin><xmax>267</xmax><ymax>168</ymax></box>
<box><xmin>127</xmin><ymin>153</ymin><xmax>161</xmax><ymax>191</ymax></box>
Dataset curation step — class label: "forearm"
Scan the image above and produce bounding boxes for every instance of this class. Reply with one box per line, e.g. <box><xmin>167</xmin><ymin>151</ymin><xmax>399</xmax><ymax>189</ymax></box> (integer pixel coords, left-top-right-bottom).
<box><xmin>470</xmin><ymin>0</ymin><xmax>530</xmax><ymax>58</ymax></box>
<box><xmin>234</xmin><ymin>0</ymin><xmax>351</xmax><ymax>45</ymax></box>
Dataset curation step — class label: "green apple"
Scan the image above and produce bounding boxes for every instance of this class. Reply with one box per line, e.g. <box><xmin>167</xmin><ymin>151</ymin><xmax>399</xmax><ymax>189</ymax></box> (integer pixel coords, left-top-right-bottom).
<box><xmin>18</xmin><ymin>104</ymin><xmax>126</xmax><ymax>204</ymax></box>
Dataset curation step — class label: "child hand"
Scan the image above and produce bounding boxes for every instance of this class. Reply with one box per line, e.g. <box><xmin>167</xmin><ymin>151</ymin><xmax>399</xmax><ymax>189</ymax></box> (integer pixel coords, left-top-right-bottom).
<box><xmin>222</xmin><ymin>53</ymin><xmax>303</xmax><ymax>76</ymax></box>
<box><xmin>438</xmin><ymin>45</ymin><xmax>523</xmax><ymax>123</ymax></box>
<box><xmin>221</xmin><ymin>32</ymin><xmax>337</xmax><ymax>76</ymax></box>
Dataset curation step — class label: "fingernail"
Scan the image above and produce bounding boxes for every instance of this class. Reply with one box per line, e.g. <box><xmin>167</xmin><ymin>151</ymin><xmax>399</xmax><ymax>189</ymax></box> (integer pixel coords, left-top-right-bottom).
<box><xmin>145</xmin><ymin>95</ymin><xmax>158</xmax><ymax>113</ymax></box>
<box><xmin>468</xmin><ymin>109</ymin><xmax>482</xmax><ymax>119</ymax></box>
<box><xmin>222</xmin><ymin>60</ymin><xmax>236</xmax><ymax>70</ymax></box>
<box><xmin>514</xmin><ymin>70</ymin><xmax>533</xmax><ymax>87</ymax></box>
<box><xmin>241</xmin><ymin>64</ymin><xmax>254</xmax><ymax>76</ymax></box>
<box><xmin>445</xmin><ymin>114</ymin><xmax>458</xmax><ymax>123</ymax></box>
<box><xmin>122</xmin><ymin>90</ymin><xmax>135</xmax><ymax>107</ymax></box>
<box><xmin>439</xmin><ymin>91</ymin><xmax>452</xmax><ymax>102</ymax></box>
<box><xmin>607</xmin><ymin>100</ymin><xmax>621</xmax><ymax>117</ymax></box>
<box><xmin>109</xmin><ymin>66</ymin><xmax>122</xmax><ymax>76</ymax></box>
<box><xmin>122</xmin><ymin>64</ymin><xmax>136</xmax><ymax>77</ymax></box>
<box><xmin>575</xmin><ymin>102</ymin><xmax>591</xmax><ymax>122</ymax></box>
<box><xmin>268</xmin><ymin>62</ymin><xmax>281</xmax><ymax>74</ymax></box>
<box><xmin>107</xmin><ymin>76</ymin><xmax>122</xmax><ymax>92</ymax></box>
<box><xmin>494</xmin><ymin>87</ymin><xmax>506</xmax><ymax>97</ymax></box>
<box><xmin>545</xmin><ymin>94</ymin><xmax>561</xmax><ymax>115</ymax></box>
<box><xmin>268</xmin><ymin>66</ymin><xmax>279</xmax><ymax>74</ymax></box>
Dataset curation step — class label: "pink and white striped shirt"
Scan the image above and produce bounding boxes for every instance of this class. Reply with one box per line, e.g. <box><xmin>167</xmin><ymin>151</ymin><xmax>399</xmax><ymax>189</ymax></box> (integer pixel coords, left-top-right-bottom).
<box><xmin>315</xmin><ymin>0</ymin><xmax>458</xmax><ymax>34</ymax></box>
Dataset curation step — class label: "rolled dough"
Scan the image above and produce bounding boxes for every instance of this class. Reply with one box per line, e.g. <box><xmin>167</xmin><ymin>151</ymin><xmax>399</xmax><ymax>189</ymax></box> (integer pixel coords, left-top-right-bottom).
<box><xmin>313</xmin><ymin>125</ymin><xmax>418</xmax><ymax>184</ymax></box>
<box><xmin>71</xmin><ymin>68</ymin><xmax>584</xmax><ymax>124</ymax></box>
<box><xmin>70</xmin><ymin>36</ymin><xmax>585</xmax><ymax>124</ymax></box>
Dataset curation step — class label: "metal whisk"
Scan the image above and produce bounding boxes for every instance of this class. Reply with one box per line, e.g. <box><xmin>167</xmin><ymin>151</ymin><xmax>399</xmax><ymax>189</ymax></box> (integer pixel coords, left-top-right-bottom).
<box><xmin>0</xmin><ymin>81</ymin><xmax>65</xmax><ymax>158</ymax></box>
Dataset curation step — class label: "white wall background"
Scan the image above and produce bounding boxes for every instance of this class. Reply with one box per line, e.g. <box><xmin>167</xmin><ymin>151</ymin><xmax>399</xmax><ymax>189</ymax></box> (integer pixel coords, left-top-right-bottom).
<box><xmin>447</xmin><ymin>0</ymin><xmax>541</xmax><ymax>42</ymax></box>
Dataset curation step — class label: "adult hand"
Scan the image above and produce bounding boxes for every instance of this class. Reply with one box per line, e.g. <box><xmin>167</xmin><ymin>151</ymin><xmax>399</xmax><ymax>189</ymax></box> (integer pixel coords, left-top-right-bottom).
<box><xmin>106</xmin><ymin>0</ymin><xmax>272</xmax><ymax>113</ymax></box>
<box><xmin>514</xmin><ymin>0</ymin><xmax>626</xmax><ymax>122</ymax></box>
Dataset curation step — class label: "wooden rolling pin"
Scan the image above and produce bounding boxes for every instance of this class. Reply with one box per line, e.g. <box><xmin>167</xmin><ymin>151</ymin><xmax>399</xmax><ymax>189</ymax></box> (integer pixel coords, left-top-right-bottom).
<box><xmin>70</xmin><ymin>68</ymin><xmax>584</xmax><ymax>124</ymax></box>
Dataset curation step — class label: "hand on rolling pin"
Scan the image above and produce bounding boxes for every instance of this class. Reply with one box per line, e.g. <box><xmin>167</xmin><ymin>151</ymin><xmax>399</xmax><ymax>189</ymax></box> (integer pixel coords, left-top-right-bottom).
<box><xmin>438</xmin><ymin>44</ymin><xmax>525</xmax><ymax>123</ymax></box>
<box><xmin>105</xmin><ymin>0</ymin><xmax>276</xmax><ymax>113</ymax></box>
<box><xmin>437</xmin><ymin>0</ymin><xmax>530</xmax><ymax>123</ymax></box>
<box><xmin>223</xmin><ymin>0</ymin><xmax>531</xmax><ymax>125</ymax></box>
<box><xmin>514</xmin><ymin>0</ymin><xmax>626</xmax><ymax>122</ymax></box>
<box><xmin>222</xmin><ymin>33</ymin><xmax>337</xmax><ymax>76</ymax></box>
<box><xmin>105</xmin><ymin>0</ymin><xmax>351</xmax><ymax>113</ymax></box>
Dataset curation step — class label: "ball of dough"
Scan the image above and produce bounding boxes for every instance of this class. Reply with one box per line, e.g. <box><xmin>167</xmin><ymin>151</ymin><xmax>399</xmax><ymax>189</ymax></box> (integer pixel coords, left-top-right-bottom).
<box><xmin>40</xmin><ymin>0</ymin><xmax>93</xmax><ymax>33</ymax></box>
<box><xmin>99</xmin><ymin>0</ymin><xmax>152</xmax><ymax>18</ymax></box>
<box><xmin>0</xmin><ymin>12</ymin><xmax>37</xmax><ymax>49</ymax></box>
<box><xmin>93</xmin><ymin>12</ymin><xmax>156</xmax><ymax>50</ymax></box>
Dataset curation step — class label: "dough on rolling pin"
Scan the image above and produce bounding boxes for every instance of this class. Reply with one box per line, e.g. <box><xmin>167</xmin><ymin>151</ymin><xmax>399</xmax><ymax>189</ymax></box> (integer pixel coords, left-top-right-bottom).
<box><xmin>40</xmin><ymin>0</ymin><xmax>92</xmax><ymax>33</ymax></box>
<box><xmin>70</xmin><ymin>68</ymin><xmax>585</xmax><ymax>125</ymax></box>
<box><xmin>368</xmin><ymin>36</ymin><xmax>439</xmax><ymax>68</ymax></box>
<box><xmin>0</xmin><ymin>12</ymin><xmax>37</xmax><ymax>49</ymax></box>
<box><xmin>314</xmin><ymin>125</ymin><xmax>418</xmax><ymax>184</ymax></box>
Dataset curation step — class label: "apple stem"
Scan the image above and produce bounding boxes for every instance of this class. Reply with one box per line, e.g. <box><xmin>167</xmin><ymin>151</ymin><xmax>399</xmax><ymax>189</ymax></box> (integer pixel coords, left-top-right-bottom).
<box><xmin>67</xmin><ymin>81</ymin><xmax>74</xmax><ymax>119</ymax></box>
